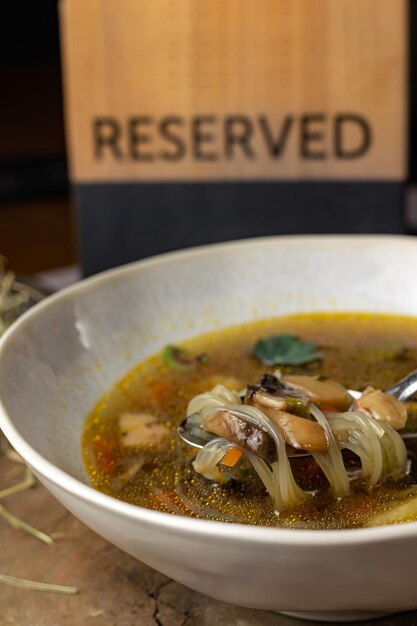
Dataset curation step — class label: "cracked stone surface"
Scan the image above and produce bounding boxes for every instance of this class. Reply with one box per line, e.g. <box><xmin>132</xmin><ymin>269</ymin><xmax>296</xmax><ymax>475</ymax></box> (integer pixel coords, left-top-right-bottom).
<box><xmin>2</xmin><ymin>447</ymin><xmax>417</xmax><ymax>626</ymax></box>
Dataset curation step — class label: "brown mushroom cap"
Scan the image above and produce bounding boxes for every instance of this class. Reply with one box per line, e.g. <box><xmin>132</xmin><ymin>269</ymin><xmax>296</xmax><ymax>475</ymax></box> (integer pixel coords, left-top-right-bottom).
<box><xmin>356</xmin><ymin>387</ymin><xmax>407</xmax><ymax>430</ymax></box>
<box><xmin>203</xmin><ymin>385</ymin><xmax>329</xmax><ymax>457</ymax></box>
<box><xmin>202</xmin><ymin>410</ymin><xmax>275</xmax><ymax>462</ymax></box>
<box><xmin>248</xmin><ymin>391</ymin><xmax>329</xmax><ymax>453</ymax></box>
<box><xmin>281</xmin><ymin>374</ymin><xmax>351</xmax><ymax>411</ymax></box>
<box><xmin>266</xmin><ymin>409</ymin><xmax>328</xmax><ymax>453</ymax></box>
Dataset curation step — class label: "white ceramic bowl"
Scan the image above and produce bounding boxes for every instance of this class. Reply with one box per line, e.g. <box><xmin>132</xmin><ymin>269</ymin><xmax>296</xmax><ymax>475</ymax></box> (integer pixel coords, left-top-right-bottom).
<box><xmin>2</xmin><ymin>235</ymin><xmax>417</xmax><ymax>622</ymax></box>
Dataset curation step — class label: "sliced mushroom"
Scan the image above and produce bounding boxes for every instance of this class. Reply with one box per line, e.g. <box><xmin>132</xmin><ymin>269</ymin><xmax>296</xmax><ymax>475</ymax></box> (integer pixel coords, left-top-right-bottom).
<box><xmin>203</xmin><ymin>397</ymin><xmax>328</xmax><ymax>456</ymax></box>
<box><xmin>246</xmin><ymin>388</ymin><xmax>289</xmax><ymax>411</ymax></box>
<box><xmin>281</xmin><ymin>374</ymin><xmax>351</xmax><ymax>411</ymax></box>
<box><xmin>356</xmin><ymin>387</ymin><xmax>407</xmax><ymax>430</ymax></box>
<box><xmin>202</xmin><ymin>409</ymin><xmax>275</xmax><ymax>462</ymax></box>
<box><xmin>269</xmin><ymin>410</ymin><xmax>328</xmax><ymax>453</ymax></box>
<box><xmin>119</xmin><ymin>412</ymin><xmax>169</xmax><ymax>447</ymax></box>
<box><xmin>248</xmin><ymin>391</ymin><xmax>328</xmax><ymax>453</ymax></box>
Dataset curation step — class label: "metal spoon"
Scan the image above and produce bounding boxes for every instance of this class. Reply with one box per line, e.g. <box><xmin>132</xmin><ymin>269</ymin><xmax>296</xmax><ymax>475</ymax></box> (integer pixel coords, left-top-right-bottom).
<box><xmin>385</xmin><ymin>368</ymin><xmax>417</xmax><ymax>401</ymax></box>
<box><xmin>178</xmin><ymin>368</ymin><xmax>417</xmax><ymax>452</ymax></box>
<box><xmin>178</xmin><ymin>415</ymin><xmax>215</xmax><ymax>451</ymax></box>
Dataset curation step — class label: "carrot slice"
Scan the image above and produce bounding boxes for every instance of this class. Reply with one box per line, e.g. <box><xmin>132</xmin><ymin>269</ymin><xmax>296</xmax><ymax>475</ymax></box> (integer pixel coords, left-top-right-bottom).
<box><xmin>147</xmin><ymin>381</ymin><xmax>173</xmax><ymax>408</ymax></box>
<box><xmin>221</xmin><ymin>448</ymin><xmax>243</xmax><ymax>467</ymax></box>
<box><xmin>90</xmin><ymin>438</ymin><xmax>119</xmax><ymax>475</ymax></box>
<box><xmin>319</xmin><ymin>403</ymin><xmax>339</xmax><ymax>413</ymax></box>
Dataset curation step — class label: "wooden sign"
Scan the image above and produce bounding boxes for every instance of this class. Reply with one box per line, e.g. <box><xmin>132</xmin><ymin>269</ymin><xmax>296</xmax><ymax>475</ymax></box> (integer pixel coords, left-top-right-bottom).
<box><xmin>60</xmin><ymin>0</ymin><xmax>408</xmax><ymax>275</ymax></box>
<box><xmin>61</xmin><ymin>0</ymin><xmax>407</xmax><ymax>183</ymax></box>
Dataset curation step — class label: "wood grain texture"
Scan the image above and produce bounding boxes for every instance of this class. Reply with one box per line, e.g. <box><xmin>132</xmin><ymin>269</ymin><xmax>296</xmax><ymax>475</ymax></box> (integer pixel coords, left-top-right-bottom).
<box><xmin>61</xmin><ymin>0</ymin><xmax>407</xmax><ymax>182</ymax></box>
<box><xmin>0</xmin><ymin>445</ymin><xmax>285</xmax><ymax>625</ymax></box>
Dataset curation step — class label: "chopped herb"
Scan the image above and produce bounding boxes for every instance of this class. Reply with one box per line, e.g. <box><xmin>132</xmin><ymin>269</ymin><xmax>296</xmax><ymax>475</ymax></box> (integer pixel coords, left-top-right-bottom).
<box><xmin>286</xmin><ymin>397</ymin><xmax>312</xmax><ymax>419</ymax></box>
<box><xmin>162</xmin><ymin>345</ymin><xmax>208</xmax><ymax>372</ymax></box>
<box><xmin>253</xmin><ymin>334</ymin><xmax>321</xmax><ymax>366</ymax></box>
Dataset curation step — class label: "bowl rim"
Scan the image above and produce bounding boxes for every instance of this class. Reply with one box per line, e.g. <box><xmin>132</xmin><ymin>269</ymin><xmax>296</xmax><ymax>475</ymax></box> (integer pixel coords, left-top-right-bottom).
<box><xmin>2</xmin><ymin>233</ymin><xmax>417</xmax><ymax>546</ymax></box>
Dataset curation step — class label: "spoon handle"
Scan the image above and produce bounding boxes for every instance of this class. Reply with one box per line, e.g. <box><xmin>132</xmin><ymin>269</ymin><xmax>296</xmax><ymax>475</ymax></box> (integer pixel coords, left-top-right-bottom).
<box><xmin>387</xmin><ymin>368</ymin><xmax>417</xmax><ymax>401</ymax></box>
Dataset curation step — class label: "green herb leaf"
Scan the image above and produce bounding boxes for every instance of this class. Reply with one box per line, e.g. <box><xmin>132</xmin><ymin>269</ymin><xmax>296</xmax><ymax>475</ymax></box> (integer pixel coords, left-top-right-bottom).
<box><xmin>286</xmin><ymin>397</ymin><xmax>312</xmax><ymax>419</ymax></box>
<box><xmin>162</xmin><ymin>345</ymin><xmax>208</xmax><ymax>372</ymax></box>
<box><xmin>253</xmin><ymin>334</ymin><xmax>321</xmax><ymax>366</ymax></box>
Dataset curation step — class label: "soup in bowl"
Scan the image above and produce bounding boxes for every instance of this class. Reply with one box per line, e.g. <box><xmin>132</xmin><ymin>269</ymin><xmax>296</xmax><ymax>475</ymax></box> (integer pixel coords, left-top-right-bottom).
<box><xmin>1</xmin><ymin>235</ymin><xmax>417</xmax><ymax>621</ymax></box>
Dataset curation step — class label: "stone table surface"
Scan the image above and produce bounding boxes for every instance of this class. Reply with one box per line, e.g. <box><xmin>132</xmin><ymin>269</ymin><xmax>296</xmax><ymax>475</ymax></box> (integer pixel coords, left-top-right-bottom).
<box><xmin>2</xmin><ymin>446</ymin><xmax>417</xmax><ymax>626</ymax></box>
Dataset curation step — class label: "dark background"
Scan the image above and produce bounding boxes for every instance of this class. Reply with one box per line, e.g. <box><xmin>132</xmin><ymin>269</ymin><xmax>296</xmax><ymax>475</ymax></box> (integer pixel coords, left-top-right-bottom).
<box><xmin>0</xmin><ymin>1</ymin><xmax>71</xmax><ymax>275</ymax></box>
<box><xmin>0</xmin><ymin>1</ymin><xmax>415</xmax><ymax>275</ymax></box>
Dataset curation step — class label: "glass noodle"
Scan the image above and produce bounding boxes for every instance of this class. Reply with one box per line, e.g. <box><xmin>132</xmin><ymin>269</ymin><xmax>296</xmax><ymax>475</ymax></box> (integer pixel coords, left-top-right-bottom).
<box><xmin>190</xmin><ymin>385</ymin><xmax>407</xmax><ymax>513</ymax></box>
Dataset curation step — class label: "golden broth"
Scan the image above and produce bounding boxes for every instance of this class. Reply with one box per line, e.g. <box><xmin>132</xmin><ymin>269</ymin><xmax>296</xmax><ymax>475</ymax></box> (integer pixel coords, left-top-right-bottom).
<box><xmin>82</xmin><ymin>313</ymin><xmax>417</xmax><ymax>529</ymax></box>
